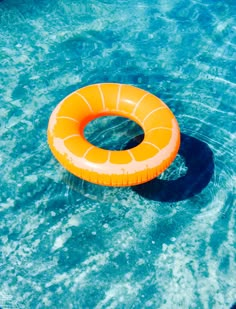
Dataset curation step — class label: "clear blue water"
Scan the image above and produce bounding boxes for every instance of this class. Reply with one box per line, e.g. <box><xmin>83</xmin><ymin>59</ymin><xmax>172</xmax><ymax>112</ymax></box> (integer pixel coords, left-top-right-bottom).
<box><xmin>0</xmin><ymin>0</ymin><xmax>235</xmax><ymax>308</ymax></box>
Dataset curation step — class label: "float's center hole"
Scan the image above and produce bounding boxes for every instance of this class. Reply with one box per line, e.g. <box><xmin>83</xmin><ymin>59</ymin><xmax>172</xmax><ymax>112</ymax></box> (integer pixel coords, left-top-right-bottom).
<box><xmin>84</xmin><ymin>116</ymin><xmax>144</xmax><ymax>151</ymax></box>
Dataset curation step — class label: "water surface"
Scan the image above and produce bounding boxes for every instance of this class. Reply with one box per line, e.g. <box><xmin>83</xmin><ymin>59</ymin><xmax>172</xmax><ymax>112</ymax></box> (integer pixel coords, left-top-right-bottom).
<box><xmin>0</xmin><ymin>0</ymin><xmax>235</xmax><ymax>308</ymax></box>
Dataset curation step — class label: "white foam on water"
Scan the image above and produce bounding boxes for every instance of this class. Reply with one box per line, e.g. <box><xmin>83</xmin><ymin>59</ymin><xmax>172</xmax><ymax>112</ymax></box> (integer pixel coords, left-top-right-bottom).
<box><xmin>82</xmin><ymin>252</ymin><xmax>110</xmax><ymax>267</ymax></box>
<box><xmin>154</xmin><ymin>180</ymin><xmax>236</xmax><ymax>308</ymax></box>
<box><xmin>45</xmin><ymin>273</ymin><xmax>68</xmax><ymax>288</ymax></box>
<box><xmin>52</xmin><ymin>229</ymin><xmax>72</xmax><ymax>251</ymax></box>
<box><xmin>95</xmin><ymin>281</ymin><xmax>142</xmax><ymax>309</ymax></box>
<box><xmin>0</xmin><ymin>0</ymin><xmax>235</xmax><ymax>307</ymax></box>
<box><xmin>0</xmin><ymin>198</ymin><xmax>15</xmax><ymax>211</ymax></box>
<box><xmin>66</xmin><ymin>214</ymin><xmax>81</xmax><ymax>227</ymax></box>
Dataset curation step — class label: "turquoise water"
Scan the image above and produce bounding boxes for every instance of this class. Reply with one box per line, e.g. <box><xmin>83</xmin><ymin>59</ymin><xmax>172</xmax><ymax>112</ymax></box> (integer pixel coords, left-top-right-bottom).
<box><xmin>0</xmin><ymin>0</ymin><xmax>236</xmax><ymax>308</ymax></box>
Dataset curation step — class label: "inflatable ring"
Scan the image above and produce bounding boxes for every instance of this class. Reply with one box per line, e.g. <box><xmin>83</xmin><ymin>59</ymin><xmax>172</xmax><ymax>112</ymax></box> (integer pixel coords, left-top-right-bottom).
<box><xmin>47</xmin><ymin>83</ymin><xmax>180</xmax><ymax>186</ymax></box>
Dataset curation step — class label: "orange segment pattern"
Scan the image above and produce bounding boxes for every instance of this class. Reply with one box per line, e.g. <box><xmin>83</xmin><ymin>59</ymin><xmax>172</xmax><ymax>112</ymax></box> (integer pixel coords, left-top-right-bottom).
<box><xmin>134</xmin><ymin>94</ymin><xmax>164</xmax><ymax>121</ymax></box>
<box><xmin>52</xmin><ymin>118</ymin><xmax>79</xmax><ymax>139</ymax></box>
<box><xmin>130</xmin><ymin>142</ymin><xmax>159</xmax><ymax>161</ymax></box>
<box><xmin>110</xmin><ymin>151</ymin><xmax>132</xmax><ymax>165</ymax></box>
<box><xmin>146</xmin><ymin>128</ymin><xmax>172</xmax><ymax>149</ymax></box>
<box><xmin>143</xmin><ymin>108</ymin><xmax>174</xmax><ymax>131</ymax></box>
<box><xmin>64</xmin><ymin>136</ymin><xmax>91</xmax><ymax>157</ymax></box>
<box><xmin>85</xmin><ymin>147</ymin><xmax>109</xmax><ymax>164</ymax></box>
<box><xmin>57</xmin><ymin>93</ymin><xmax>92</xmax><ymax>121</ymax></box>
<box><xmin>47</xmin><ymin>83</ymin><xmax>180</xmax><ymax>187</ymax></box>
<box><xmin>119</xmin><ymin>85</ymin><xmax>147</xmax><ymax>114</ymax></box>
<box><xmin>77</xmin><ymin>84</ymin><xmax>104</xmax><ymax>113</ymax></box>
<box><xmin>100</xmin><ymin>83</ymin><xmax>120</xmax><ymax>111</ymax></box>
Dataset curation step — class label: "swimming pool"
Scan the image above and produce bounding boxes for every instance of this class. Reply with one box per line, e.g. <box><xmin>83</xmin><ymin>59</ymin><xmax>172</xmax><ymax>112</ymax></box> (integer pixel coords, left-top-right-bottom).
<box><xmin>0</xmin><ymin>0</ymin><xmax>235</xmax><ymax>308</ymax></box>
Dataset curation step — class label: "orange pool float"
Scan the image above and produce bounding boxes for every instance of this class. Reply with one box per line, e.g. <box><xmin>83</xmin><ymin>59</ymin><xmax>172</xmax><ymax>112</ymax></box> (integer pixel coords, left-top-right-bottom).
<box><xmin>47</xmin><ymin>83</ymin><xmax>180</xmax><ymax>186</ymax></box>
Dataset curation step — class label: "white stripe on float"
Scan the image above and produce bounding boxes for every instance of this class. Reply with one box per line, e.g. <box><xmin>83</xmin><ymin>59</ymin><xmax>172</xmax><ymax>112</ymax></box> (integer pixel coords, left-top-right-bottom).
<box><xmin>142</xmin><ymin>141</ymin><xmax>161</xmax><ymax>151</ymax></box>
<box><xmin>127</xmin><ymin>149</ymin><xmax>136</xmax><ymax>161</ymax></box>
<box><xmin>75</xmin><ymin>92</ymin><xmax>93</xmax><ymax>112</ymax></box>
<box><xmin>57</xmin><ymin>116</ymin><xmax>79</xmax><ymax>123</ymax></box>
<box><xmin>146</xmin><ymin>126</ymin><xmax>172</xmax><ymax>134</ymax></box>
<box><xmin>97</xmin><ymin>84</ymin><xmax>105</xmax><ymax>110</ymax></box>
<box><xmin>83</xmin><ymin>145</ymin><xmax>95</xmax><ymax>158</ymax></box>
<box><xmin>116</xmin><ymin>84</ymin><xmax>122</xmax><ymax>110</ymax></box>
<box><xmin>142</xmin><ymin>106</ymin><xmax>167</xmax><ymax>124</ymax></box>
<box><xmin>107</xmin><ymin>150</ymin><xmax>111</xmax><ymax>163</ymax></box>
<box><xmin>132</xmin><ymin>93</ymin><xmax>149</xmax><ymax>115</ymax></box>
<box><xmin>63</xmin><ymin>134</ymin><xmax>80</xmax><ymax>141</ymax></box>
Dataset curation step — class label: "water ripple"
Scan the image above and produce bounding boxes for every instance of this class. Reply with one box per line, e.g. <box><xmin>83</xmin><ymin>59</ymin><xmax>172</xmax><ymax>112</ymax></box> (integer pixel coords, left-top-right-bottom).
<box><xmin>0</xmin><ymin>0</ymin><xmax>235</xmax><ymax>308</ymax></box>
